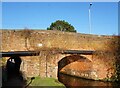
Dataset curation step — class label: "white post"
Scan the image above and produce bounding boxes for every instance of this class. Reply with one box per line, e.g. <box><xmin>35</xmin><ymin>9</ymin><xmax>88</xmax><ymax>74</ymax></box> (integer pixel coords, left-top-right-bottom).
<box><xmin>89</xmin><ymin>3</ymin><xmax>92</xmax><ymax>34</ymax></box>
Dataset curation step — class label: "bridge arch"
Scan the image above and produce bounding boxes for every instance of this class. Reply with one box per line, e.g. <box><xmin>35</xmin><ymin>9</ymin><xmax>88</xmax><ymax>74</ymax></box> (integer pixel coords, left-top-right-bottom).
<box><xmin>58</xmin><ymin>54</ymin><xmax>93</xmax><ymax>79</ymax></box>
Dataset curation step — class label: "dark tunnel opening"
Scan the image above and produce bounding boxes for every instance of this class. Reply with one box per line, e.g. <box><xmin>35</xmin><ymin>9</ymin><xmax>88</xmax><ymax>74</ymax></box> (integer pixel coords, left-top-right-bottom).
<box><xmin>6</xmin><ymin>56</ymin><xmax>22</xmax><ymax>79</ymax></box>
<box><xmin>2</xmin><ymin>55</ymin><xmax>27</xmax><ymax>87</ymax></box>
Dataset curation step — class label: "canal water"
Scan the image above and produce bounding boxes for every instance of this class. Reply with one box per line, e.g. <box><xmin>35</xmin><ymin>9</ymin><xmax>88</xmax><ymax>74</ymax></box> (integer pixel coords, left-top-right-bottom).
<box><xmin>58</xmin><ymin>73</ymin><xmax>120</xmax><ymax>87</ymax></box>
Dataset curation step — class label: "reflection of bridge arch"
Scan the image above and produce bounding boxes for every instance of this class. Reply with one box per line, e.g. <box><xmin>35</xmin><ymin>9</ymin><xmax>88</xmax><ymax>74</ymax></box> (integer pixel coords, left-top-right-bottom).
<box><xmin>58</xmin><ymin>55</ymin><xmax>93</xmax><ymax>78</ymax></box>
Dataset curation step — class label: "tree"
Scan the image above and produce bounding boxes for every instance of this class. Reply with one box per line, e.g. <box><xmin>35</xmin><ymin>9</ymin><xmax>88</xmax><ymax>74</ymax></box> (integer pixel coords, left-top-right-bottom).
<box><xmin>47</xmin><ymin>20</ymin><xmax>76</xmax><ymax>32</ymax></box>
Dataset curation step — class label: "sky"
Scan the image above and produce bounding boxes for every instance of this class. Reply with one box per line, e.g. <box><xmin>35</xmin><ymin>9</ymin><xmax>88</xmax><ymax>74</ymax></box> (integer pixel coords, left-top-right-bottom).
<box><xmin>2</xmin><ymin>2</ymin><xmax>118</xmax><ymax>35</ymax></box>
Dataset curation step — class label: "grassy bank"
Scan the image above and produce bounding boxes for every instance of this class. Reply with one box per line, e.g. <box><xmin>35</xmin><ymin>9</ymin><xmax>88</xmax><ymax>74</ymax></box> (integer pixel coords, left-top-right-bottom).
<box><xmin>26</xmin><ymin>76</ymin><xmax>66</xmax><ymax>87</ymax></box>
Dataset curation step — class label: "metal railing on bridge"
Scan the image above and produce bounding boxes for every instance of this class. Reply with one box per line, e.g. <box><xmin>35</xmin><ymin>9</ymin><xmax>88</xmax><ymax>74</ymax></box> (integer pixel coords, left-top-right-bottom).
<box><xmin>0</xmin><ymin>50</ymin><xmax>95</xmax><ymax>57</ymax></box>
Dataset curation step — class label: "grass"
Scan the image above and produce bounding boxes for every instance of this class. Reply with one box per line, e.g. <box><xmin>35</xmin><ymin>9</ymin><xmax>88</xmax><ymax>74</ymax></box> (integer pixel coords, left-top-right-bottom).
<box><xmin>27</xmin><ymin>76</ymin><xmax>66</xmax><ymax>87</ymax></box>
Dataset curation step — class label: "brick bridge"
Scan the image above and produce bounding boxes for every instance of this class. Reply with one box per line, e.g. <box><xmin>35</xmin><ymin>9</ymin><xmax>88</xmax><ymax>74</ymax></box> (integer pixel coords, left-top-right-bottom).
<box><xmin>1</xmin><ymin>30</ymin><xmax>120</xmax><ymax>81</ymax></box>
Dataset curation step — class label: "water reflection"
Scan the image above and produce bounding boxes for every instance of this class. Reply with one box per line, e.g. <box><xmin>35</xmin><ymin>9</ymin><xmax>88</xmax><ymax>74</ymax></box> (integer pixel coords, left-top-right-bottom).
<box><xmin>58</xmin><ymin>73</ymin><xmax>119</xmax><ymax>87</ymax></box>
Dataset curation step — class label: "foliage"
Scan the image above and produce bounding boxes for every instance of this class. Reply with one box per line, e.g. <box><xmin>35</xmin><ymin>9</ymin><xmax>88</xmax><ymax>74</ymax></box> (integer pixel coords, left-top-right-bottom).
<box><xmin>0</xmin><ymin>58</ymin><xmax>6</xmax><ymax>66</ymax></box>
<box><xmin>47</xmin><ymin>20</ymin><xmax>77</xmax><ymax>32</ymax></box>
<box><xmin>23</xmin><ymin>27</ymin><xmax>31</xmax><ymax>39</ymax></box>
<box><xmin>22</xmin><ymin>28</ymin><xmax>32</xmax><ymax>50</ymax></box>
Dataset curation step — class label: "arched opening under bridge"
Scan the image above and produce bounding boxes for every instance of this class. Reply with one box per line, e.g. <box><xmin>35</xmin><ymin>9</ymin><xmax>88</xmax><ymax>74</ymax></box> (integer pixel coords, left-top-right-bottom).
<box><xmin>58</xmin><ymin>55</ymin><xmax>93</xmax><ymax>79</ymax></box>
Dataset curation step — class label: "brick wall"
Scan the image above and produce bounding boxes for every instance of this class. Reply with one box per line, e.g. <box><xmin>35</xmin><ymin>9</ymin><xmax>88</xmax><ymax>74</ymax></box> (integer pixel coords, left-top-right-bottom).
<box><xmin>1</xmin><ymin>30</ymin><xmax>120</xmax><ymax>81</ymax></box>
